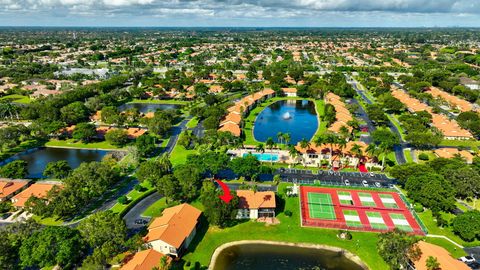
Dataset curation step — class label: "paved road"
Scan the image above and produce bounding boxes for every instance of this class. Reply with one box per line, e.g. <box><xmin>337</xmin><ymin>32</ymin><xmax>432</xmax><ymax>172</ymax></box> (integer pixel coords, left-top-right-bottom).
<box><xmin>123</xmin><ymin>192</ymin><xmax>162</xmax><ymax>229</ymax></box>
<box><xmin>347</xmin><ymin>76</ymin><xmax>407</xmax><ymax>164</ymax></box>
<box><xmin>161</xmin><ymin>116</ymin><xmax>192</xmax><ymax>154</ymax></box>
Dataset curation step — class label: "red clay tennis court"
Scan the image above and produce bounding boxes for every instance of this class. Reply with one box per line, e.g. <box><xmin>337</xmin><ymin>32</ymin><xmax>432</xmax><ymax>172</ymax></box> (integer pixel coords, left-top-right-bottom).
<box><xmin>300</xmin><ymin>186</ymin><xmax>425</xmax><ymax>235</ymax></box>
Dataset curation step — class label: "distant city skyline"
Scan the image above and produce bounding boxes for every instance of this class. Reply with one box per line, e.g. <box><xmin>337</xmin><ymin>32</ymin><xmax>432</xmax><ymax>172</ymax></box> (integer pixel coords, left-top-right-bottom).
<box><xmin>0</xmin><ymin>0</ymin><xmax>480</xmax><ymax>27</ymax></box>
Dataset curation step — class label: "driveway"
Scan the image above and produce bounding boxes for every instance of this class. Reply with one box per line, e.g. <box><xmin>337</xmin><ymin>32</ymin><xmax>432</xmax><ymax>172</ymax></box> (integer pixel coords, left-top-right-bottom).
<box><xmin>123</xmin><ymin>192</ymin><xmax>163</xmax><ymax>229</ymax></box>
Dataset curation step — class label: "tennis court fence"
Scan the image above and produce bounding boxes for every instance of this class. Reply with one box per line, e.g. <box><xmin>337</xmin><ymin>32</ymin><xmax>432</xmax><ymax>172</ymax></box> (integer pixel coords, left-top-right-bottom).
<box><xmin>301</xmin><ymin>218</ymin><xmax>425</xmax><ymax>235</ymax></box>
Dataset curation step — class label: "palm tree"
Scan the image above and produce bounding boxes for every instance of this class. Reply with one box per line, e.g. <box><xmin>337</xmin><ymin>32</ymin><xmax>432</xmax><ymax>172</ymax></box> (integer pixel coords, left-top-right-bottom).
<box><xmin>277</xmin><ymin>132</ymin><xmax>284</xmax><ymax>145</ymax></box>
<box><xmin>378</xmin><ymin>143</ymin><xmax>392</xmax><ymax>170</ymax></box>
<box><xmin>256</xmin><ymin>143</ymin><xmax>265</xmax><ymax>153</ymax></box>
<box><xmin>299</xmin><ymin>138</ymin><xmax>311</xmax><ymax>150</ymax></box>
<box><xmin>313</xmin><ymin>135</ymin><xmax>324</xmax><ymax>147</ymax></box>
<box><xmin>288</xmin><ymin>145</ymin><xmax>300</xmax><ymax>164</ymax></box>
<box><xmin>265</xmin><ymin>137</ymin><xmax>275</xmax><ymax>165</ymax></box>
<box><xmin>337</xmin><ymin>138</ymin><xmax>347</xmax><ymax>168</ymax></box>
<box><xmin>350</xmin><ymin>143</ymin><xmax>363</xmax><ymax>163</ymax></box>
<box><xmin>283</xmin><ymin>133</ymin><xmax>291</xmax><ymax>146</ymax></box>
<box><xmin>366</xmin><ymin>144</ymin><xmax>380</xmax><ymax>166</ymax></box>
<box><xmin>339</xmin><ymin>125</ymin><xmax>350</xmax><ymax>141</ymax></box>
<box><xmin>324</xmin><ymin>132</ymin><xmax>338</xmax><ymax>165</ymax></box>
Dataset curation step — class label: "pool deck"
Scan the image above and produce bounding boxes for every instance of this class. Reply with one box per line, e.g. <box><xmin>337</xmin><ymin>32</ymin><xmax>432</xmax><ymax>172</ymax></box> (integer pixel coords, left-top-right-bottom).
<box><xmin>228</xmin><ymin>148</ymin><xmax>294</xmax><ymax>163</ymax></box>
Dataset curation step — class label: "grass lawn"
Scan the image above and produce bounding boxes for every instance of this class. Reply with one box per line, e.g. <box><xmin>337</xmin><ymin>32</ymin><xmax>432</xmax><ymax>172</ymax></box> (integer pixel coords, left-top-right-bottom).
<box><xmin>169</xmin><ymin>132</ymin><xmax>197</xmax><ymax>166</ymax></box>
<box><xmin>415</xmin><ymin>150</ymin><xmax>436</xmax><ymax>163</ymax></box>
<box><xmin>459</xmin><ymin>198</ymin><xmax>480</xmax><ymax>210</ymax></box>
<box><xmin>186</xmin><ymin>117</ymin><xmax>200</xmax><ymax>129</ymax></box>
<box><xmin>110</xmin><ymin>181</ymin><xmax>154</xmax><ymax>214</ymax></box>
<box><xmin>182</xmin><ymin>183</ymin><xmax>388</xmax><ymax>270</ymax></box>
<box><xmin>32</xmin><ymin>215</ymin><xmax>64</xmax><ymax>226</ymax></box>
<box><xmin>0</xmin><ymin>94</ymin><xmax>31</xmax><ymax>104</ymax></box>
<box><xmin>417</xmin><ymin>209</ymin><xmax>480</xmax><ymax>247</ymax></box>
<box><xmin>129</xmin><ymin>98</ymin><xmax>189</xmax><ymax>105</ymax></box>
<box><xmin>142</xmin><ymin>197</ymin><xmax>168</xmax><ymax>217</ymax></box>
<box><xmin>387</xmin><ymin>114</ymin><xmax>406</xmax><ymax>141</ymax></box>
<box><xmin>46</xmin><ymin>139</ymin><xmax>124</xmax><ymax>150</ymax></box>
<box><xmin>403</xmin><ymin>149</ymin><xmax>413</xmax><ymax>163</ymax></box>
<box><xmin>440</xmin><ymin>139</ymin><xmax>480</xmax><ymax>148</ymax></box>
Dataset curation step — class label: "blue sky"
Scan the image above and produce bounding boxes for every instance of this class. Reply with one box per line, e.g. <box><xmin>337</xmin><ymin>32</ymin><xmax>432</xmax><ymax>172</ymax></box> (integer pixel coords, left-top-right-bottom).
<box><xmin>0</xmin><ymin>0</ymin><xmax>479</xmax><ymax>27</ymax></box>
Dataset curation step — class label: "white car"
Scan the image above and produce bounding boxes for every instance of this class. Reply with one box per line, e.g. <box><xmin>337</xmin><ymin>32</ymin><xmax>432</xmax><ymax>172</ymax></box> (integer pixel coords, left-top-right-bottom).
<box><xmin>362</xmin><ymin>180</ymin><xmax>368</xmax><ymax>187</ymax></box>
<box><xmin>344</xmin><ymin>179</ymin><xmax>350</xmax><ymax>186</ymax></box>
<box><xmin>460</xmin><ymin>255</ymin><xmax>475</xmax><ymax>263</ymax></box>
<box><xmin>375</xmin><ymin>182</ymin><xmax>381</xmax><ymax>188</ymax></box>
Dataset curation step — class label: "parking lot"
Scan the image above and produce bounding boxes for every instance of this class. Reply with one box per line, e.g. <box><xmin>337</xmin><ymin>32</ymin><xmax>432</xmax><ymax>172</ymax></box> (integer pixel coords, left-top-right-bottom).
<box><xmin>277</xmin><ymin>169</ymin><xmax>396</xmax><ymax>188</ymax></box>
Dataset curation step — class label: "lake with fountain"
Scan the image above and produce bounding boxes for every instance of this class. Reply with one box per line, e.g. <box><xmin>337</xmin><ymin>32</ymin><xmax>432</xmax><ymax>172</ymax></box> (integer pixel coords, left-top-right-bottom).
<box><xmin>253</xmin><ymin>99</ymin><xmax>318</xmax><ymax>145</ymax></box>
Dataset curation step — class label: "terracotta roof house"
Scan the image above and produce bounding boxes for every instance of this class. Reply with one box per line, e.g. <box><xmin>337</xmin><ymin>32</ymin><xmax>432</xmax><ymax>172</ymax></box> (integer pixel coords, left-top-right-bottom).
<box><xmin>434</xmin><ymin>148</ymin><xmax>474</xmax><ymax>164</ymax></box>
<box><xmin>410</xmin><ymin>241</ymin><xmax>469</xmax><ymax>270</ymax></box>
<box><xmin>120</xmin><ymin>249</ymin><xmax>170</xmax><ymax>270</ymax></box>
<box><xmin>218</xmin><ymin>88</ymin><xmax>275</xmax><ymax>137</ymax></box>
<box><xmin>324</xmin><ymin>93</ymin><xmax>353</xmax><ymax>134</ymax></box>
<box><xmin>282</xmin><ymin>87</ymin><xmax>298</xmax><ymax>97</ymax></box>
<box><xmin>426</xmin><ymin>86</ymin><xmax>475</xmax><ymax>112</ymax></box>
<box><xmin>236</xmin><ymin>190</ymin><xmax>276</xmax><ymax>219</ymax></box>
<box><xmin>0</xmin><ymin>179</ymin><xmax>29</xmax><ymax>202</ymax></box>
<box><xmin>11</xmin><ymin>182</ymin><xmax>61</xmax><ymax>208</ymax></box>
<box><xmin>144</xmin><ymin>203</ymin><xmax>202</xmax><ymax>257</ymax></box>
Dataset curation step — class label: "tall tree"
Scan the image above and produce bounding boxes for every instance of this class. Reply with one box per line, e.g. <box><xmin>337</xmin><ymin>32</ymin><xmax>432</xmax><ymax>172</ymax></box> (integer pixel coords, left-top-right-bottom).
<box><xmin>377</xmin><ymin>229</ymin><xmax>421</xmax><ymax>270</ymax></box>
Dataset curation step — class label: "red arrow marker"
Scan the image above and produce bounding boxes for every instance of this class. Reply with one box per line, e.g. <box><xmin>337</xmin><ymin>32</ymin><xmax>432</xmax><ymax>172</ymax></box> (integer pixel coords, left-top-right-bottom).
<box><xmin>215</xmin><ymin>179</ymin><xmax>233</xmax><ymax>203</ymax></box>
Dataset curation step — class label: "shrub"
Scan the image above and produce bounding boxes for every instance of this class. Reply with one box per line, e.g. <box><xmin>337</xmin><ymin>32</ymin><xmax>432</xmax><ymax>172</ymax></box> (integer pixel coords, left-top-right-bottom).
<box><xmin>284</xmin><ymin>210</ymin><xmax>293</xmax><ymax>217</ymax></box>
<box><xmin>134</xmin><ymin>184</ymin><xmax>144</xmax><ymax>192</ymax></box>
<box><xmin>413</xmin><ymin>203</ymin><xmax>424</xmax><ymax>213</ymax></box>
<box><xmin>118</xmin><ymin>195</ymin><xmax>128</xmax><ymax>205</ymax></box>
<box><xmin>418</xmin><ymin>153</ymin><xmax>429</xmax><ymax>161</ymax></box>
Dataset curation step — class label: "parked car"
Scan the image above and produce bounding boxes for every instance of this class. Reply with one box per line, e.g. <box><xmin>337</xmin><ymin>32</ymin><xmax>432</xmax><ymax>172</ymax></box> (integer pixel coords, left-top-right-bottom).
<box><xmin>134</xmin><ymin>219</ymin><xmax>148</xmax><ymax>225</ymax></box>
<box><xmin>344</xmin><ymin>179</ymin><xmax>350</xmax><ymax>186</ymax></box>
<box><xmin>460</xmin><ymin>255</ymin><xmax>476</xmax><ymax>263</ymax></box>
<box><xmin>375</xmin><ymin>182</ymin><xmax>381</xmax><ymax>188</ymax></box>
<box><xmin>362</xmin><ymin>180</ymin><xmax>368</xmax><ymax>187</ymax></box>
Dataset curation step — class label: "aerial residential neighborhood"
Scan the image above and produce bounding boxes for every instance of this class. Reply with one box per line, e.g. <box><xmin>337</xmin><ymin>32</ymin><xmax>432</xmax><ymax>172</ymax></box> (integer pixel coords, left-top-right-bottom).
<box><xmin>1</xmin><ymin>2</ymin><xmax>480</xmax><ymax>270</ymax></box>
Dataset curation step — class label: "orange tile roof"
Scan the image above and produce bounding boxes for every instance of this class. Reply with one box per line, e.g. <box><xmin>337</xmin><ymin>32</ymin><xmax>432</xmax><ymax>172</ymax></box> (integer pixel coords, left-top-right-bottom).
<box><xmin>218</xmin><ymin>122</ymin><xmax>241</xmax><ymax>137</ymax></box>
<box><xmin>325</xmin><ymin>93</ymin><xmax>353</xmax><ymax>133</ymax></box>
<box><xmin>412</xmin><ymin>241</ymin><xmax>469</xmax><ymax>270</ymax></box>
<box><xmin>121</xmin><ymin>249</ymin><xmax>170</xmax><ymax>270</ymax></box>
<box><xmin>426</xmin><ymin>86</ymin><xmax>475</xmax><ymax>112</ymax></box>
<box><xmin>0</xmin><ymin>179</ymin><xmax>29</xmax><ymax>200</ymax></box>
<box><xmin>282</xmin><ymin>88</ymin><xmax>298</xmax><ymax>93</ymax></box>
<box><xmin>126</xmin><ymin>128</ymin><xmax>147</xmax><ymax>139</ymax></box>
<box><xmin>11</xmin><ymin>183</ymin><xmax>60</xmax><ymax>207</ymax></box>
<box><xmin>434</xmin><ymin>148</ymin><xmax>474</xmax><ymax>163</ymax></box>
<box><xmin>144</xmin><ymin>203</ymin><xmax>201</xmax><ymax>249</ymax></box>
<box><xmin>237</xmin><ymin>190</ymin><xmax>276</xmax><ymax>209</ymax></box>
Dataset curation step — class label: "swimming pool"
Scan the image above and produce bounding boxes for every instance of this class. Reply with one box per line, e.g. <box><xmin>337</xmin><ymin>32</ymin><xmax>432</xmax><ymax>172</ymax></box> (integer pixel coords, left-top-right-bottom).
<box><xmin>243</xmin><ymin>153</ymin><xmax>279</xmax><ymax>162</ymax></box>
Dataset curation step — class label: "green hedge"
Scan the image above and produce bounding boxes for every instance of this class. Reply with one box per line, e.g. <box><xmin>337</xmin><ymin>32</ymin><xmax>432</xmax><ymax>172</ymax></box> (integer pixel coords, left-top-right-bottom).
<box><xmin>118</xmin><ymin>189</ymin><xmax>156</xmax><ymax>217</ymax></box>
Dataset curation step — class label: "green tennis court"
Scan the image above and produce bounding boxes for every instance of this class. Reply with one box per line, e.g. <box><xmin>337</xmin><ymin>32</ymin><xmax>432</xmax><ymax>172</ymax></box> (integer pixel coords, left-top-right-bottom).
<box><xmin>390</xmin><ymin>213</ymin><xmax>413</xmax><ymax>232</ymax></box>
<box><xmin>358</xmin><ymin>192</ymin><xmax>377</xmax><ymax>207</ymax></box>
<box><xmin>379</xmin><ymin>194</ymin><xmax>399</xmax><ymax>209</ymax></box>
<box><xmin>343</xmin><ymin>210</ymin><xmax>363</xmax><ymax>227</ymax></box>
<box><xmin>337</xmin><ymin>191</ymin><xmax>353</xmax><ymax>205</ymax></box>
<box><xmin>366</xmin><ymin>212</ymin><xmax>388</xmax><ymax>230</ymax></box>
<box><xmin>307</xmin><ymin>192</ymin><xmax>336</xmax><ymax>220</ymax></box>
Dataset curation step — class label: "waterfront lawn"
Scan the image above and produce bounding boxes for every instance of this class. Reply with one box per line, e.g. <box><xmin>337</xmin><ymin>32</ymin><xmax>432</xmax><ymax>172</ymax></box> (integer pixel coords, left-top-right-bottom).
<box><xmin>0</xmin><ymin>139</ymin><xmax>43</xmax><ymax>161</ymax></box>
<box><xmin>181</xmin><ymin>183</ymin><xmax>388</xmax><ymax>270</ymax></box>
<box><xmin>46</xmin><ymin>139</ymin><xmax>123</xmax><ymax>150</ymax></box>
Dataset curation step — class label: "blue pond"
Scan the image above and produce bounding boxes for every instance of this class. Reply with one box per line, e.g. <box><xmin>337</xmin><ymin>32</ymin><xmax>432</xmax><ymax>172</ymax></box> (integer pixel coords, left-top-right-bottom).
<box><xmin>253</xmin><ymin>100</ymin><xmax>318</xmax><ymax>145</ymax></box>
<box><xmin>2</xmin><ymin>147</ymin><xmax>109</xmax><ymax>178</ymax></box>
<box><xmin>243</xmin><ymin>153</ymin><xmax>279</xmax><ymax>162</ymax></box>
